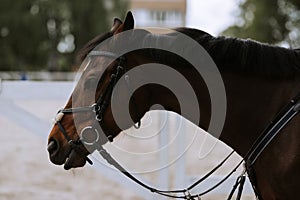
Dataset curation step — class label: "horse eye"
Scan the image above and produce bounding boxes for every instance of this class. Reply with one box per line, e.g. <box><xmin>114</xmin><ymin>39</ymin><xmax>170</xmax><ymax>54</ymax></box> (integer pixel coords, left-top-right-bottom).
<box><xmin>84</xmin><ymin>77</ymin><xmax>98</xmax><ymax>90</ymax></box>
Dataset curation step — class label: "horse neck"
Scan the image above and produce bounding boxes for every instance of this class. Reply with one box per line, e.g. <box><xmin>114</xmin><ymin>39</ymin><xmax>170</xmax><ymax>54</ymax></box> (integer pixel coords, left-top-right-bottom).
<box><xmin>220</xmin><ymin>72</ymin><xmax>300</xmax><ymax>156</ymax></box>
<box><xmin>129</xmin><ymin>47</ymin><xmax>300</xmax><ymax>157</ymax></box>
<box><xmin>218</xmin><ymin>47</ymin><xmax>300</xmax><ymax>156</ymax></box>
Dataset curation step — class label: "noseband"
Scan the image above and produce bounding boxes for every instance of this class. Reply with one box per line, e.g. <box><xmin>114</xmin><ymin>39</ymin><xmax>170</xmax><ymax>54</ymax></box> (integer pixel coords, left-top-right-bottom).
<box><xmin>54</xmin><ymin>50</ymin><xmax>129</xmax><ymax>165</ymax></box>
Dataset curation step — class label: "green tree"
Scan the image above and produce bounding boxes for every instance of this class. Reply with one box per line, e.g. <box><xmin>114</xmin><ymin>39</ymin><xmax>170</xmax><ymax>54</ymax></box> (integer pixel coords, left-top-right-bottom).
<box><xmin>0</xmin><ymin>0</ymin><xmax>128</xmax><ymax>71</ymax></box>
<box><xmin>0</xmin><ymin>0</ymin><xmax>49</xmax><ymax>71</ymax></box>
<box><xmin>223</xmin><ymin>0</ymin><xmax>300</xmax><ymax>48</ymax></box>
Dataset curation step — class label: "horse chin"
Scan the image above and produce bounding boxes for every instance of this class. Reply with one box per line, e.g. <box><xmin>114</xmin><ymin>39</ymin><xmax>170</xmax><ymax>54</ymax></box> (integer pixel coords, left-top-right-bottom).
<box><xmin>63</xmin><ymin>149</ymin><xmax>87</xmax><ymax>170</ymax></box>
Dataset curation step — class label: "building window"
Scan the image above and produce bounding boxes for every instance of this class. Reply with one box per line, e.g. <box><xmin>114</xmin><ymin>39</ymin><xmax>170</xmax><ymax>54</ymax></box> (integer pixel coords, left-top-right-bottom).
<box><xmin>133</xmin><ymin>9</ymin><xmax>184</xmax><ymax>27</ymax></box>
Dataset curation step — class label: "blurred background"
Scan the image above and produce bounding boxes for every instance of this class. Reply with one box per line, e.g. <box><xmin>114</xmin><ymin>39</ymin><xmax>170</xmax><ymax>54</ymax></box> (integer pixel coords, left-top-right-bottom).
<box><xmin>0</xmin><ymin>0</ymin><xmax>299</xmax><ymax>77</ymax></box>
<box><xmin>0</xmin><ymin>0</ymin><xmax>300</xmax><ymax>200</ymax></box>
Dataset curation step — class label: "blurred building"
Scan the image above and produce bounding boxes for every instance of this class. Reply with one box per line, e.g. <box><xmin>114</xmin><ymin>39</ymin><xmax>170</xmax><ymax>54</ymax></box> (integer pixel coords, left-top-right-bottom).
<box><xmin>130</xmin><ymin>0</ymin><xmax>186</xmax><ymax>28</ymax></box>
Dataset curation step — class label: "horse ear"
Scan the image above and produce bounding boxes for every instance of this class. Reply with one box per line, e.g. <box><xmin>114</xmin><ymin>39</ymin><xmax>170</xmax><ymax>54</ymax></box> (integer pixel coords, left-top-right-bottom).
<box><xmin>123</xmin><ymin>11</ymin><xmax>134</xmax><ymax>30</ymax></box>
<box><xmin>111</xmin><ymin>18</ymin><xmax>123</xmax><ymax>32</ymax></box>
<box><xmin>114</xmin><ymin>11</ymin><xmax>134</xmax><ymax>34</ymax></box>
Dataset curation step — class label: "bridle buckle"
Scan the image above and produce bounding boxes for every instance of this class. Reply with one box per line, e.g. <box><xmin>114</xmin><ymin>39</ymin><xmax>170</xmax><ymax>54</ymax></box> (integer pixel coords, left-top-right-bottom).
<box><xmin>91</xmin><ymin>103</ymin><xmax>100</xmax><ymax>112</ymax></box>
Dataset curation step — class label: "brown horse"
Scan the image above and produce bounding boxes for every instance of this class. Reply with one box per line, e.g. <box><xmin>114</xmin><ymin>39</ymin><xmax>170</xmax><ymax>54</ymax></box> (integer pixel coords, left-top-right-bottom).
<box><xmin>48</xmin><ymin>12</ymin><xmax>300</xmax><ymax>199</ymax></box>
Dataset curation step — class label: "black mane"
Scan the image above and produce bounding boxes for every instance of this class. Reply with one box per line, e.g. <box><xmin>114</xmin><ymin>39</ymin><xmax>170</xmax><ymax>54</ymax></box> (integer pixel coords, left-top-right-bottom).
<box><xmin>176</xmin><ymin>28</ymin><xmax>300</xmax><ymax>78</ymax></box>
<box><xmin>78</xmin><ymin>27</ymin><xmax>300</xmax><ymax>78</ymax></box>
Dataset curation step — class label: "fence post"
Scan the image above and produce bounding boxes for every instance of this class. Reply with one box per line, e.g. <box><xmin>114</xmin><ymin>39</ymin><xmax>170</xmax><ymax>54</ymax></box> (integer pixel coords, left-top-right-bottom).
<box><xmin>174</xmin><ymin>114</ymin><xmax>186</xmax><ymax>190</ymax></box>
<box><xmin>158</xmin><ymin>111</ymin><xmax>170</xmax><ymax>199</ymax></box>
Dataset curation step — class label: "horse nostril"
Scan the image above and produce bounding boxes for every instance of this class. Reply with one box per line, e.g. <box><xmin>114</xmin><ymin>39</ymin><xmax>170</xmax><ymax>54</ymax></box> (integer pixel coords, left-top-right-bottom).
<box><xmin>47</xmin><ymin>139</ymin><xmax>59</xmax><ymax>154</ymax></box>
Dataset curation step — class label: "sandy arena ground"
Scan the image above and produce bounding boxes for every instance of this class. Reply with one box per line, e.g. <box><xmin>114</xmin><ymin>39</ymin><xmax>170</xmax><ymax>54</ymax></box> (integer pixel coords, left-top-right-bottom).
<box><xmin>0</xmin><ymin>81</ymin><xmax>256</xmax><ymax>200</ymax></box>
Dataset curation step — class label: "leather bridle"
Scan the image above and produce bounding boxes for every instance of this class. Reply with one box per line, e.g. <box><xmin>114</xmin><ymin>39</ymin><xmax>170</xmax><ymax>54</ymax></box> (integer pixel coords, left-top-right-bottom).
<box><xmin>53</xmin><ymin>50</ymin><xmax>300</xmax><ymax>200</ymax></box>
<box><xmin>54</xmin><ymin>50</ymin><xmax>127</xmax><ymax>165</ymax></box>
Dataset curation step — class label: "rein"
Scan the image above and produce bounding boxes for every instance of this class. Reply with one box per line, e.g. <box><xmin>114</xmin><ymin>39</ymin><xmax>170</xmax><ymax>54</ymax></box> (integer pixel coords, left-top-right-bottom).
<box><xmin>53</xmin><ymin>50</ymin><xmax>300</xmax><ymax>200</ymax></box>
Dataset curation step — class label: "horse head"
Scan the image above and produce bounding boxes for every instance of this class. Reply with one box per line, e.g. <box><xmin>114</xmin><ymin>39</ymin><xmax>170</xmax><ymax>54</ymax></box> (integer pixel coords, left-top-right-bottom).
<box><xmin>47</xmin><ymin>12</ymin><xmax>151</xmax><ymax>170</ymax></box>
